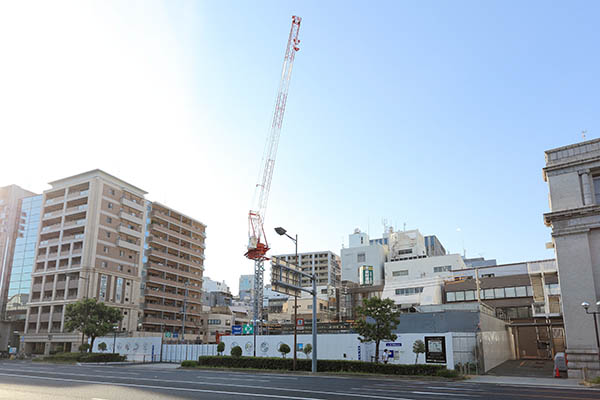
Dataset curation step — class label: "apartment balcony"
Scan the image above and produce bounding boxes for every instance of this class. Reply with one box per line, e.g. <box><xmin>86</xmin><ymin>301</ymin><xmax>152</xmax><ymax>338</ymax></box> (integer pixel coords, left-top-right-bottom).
<box><xmin>67</xmin><ymin>190</ymin><xmax>89</xmax><ymax>200</ymax></box>
<box><xmin>117</xmin><ymin>224</ymin><xmax>142</xmax><ymax>238</ymax></box>
<box><xmin>63</xmin><ymin>219</ymin><xmax>86</xmax><ymax>229</ymax></box>
<box><xmin>149</xmin><ymin>235</ymin><xmax>201</xmax><ymax>257</ymax></box>
<box><xmin>39</xmin><ymin>238</ymin><xmax>60</xmax><ymax>247</ymax></box>
<box><xmin>146</xmin><ymin>262</ymin><xmax>202</xmax><ymax>281</ymax></box>
<box><xmin>144</xmin><ymin>302</ymin><xmax>182</xmax><ymax>313</ymax></box>
<box><xmin>145</xmin><ymin>275</ymin><xmax>182</xmax><ymax>289</ymax></box>
<box><xmin>65</xmin><ymin>204</ymin><xmax>88</xmax><ymax>216</ymax></box>
<box><xmin>119</xmin><ymin>211</ymin><xmax>143</xmax><ymax>225</ymax></box>
<box><xmin>149</xmin><ymin>223</ymin><xmax>197</xmax><ymax>245</ymax></box>
<box><xmin>68</xmin><ymin>280</ymin><xmax>79</xmax><ymax>289</ymax></box>
<box><xmin>147</xmin><ymin>248</ymin><xmax>197</xmax><ymax>267</ymax></box>
<box><xmin>42</xmin><ymin>210</ymin><xmax>63</xmax><ymax>220</ymax></box>
<box><xmin>121</xmin><ymin>197</ymin><xmax>144</xmax><ymax>212</ymax></box>
<box><xmin>62</xmin><ymin>233</ymin><xmax>85</xmax><ymax>243</ymax></box>
<box><xmin>144</xmin><ymin>288</ymin><xmax>188</xmax><ymax>302</ymax></box>
<box><xmin>117</xmin><ymin>239</ymin><xmax>140</xmax><ymax>252</ymax></box>
<box><xmin>143</xmin><ymin>316</ymin><xmax>198</xmax><ymax>328</ymax></box>
<box><xmin>32</xmin><ymin>283</ymin><xmax>42</xmax><ymax>292</ymax></box>
<box><xmin>45</xmin><ymin>197</ymin><xmax>64</xmax><ymax>206</ymax></box>
<box><xmin>39</xmin><ymin>313</ymin><xmax>51</xmax><ymax>322</ymax></box>
<box><xmin>55</xmin><ymin>281</ymin><xmax>66</xmax><ymax>290</ymax></box>
<box><xmin>150</xmin><ymin>210</ymin><xmax>196</xmax><ymax>232</ymax></box>
<box><xmin>71</xmin><ymin>247</ymin><xmax>83</xmax><ymax>255</ymax></box>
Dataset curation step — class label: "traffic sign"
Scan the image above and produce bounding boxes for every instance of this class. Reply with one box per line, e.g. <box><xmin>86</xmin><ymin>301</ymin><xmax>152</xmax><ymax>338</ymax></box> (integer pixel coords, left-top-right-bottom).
<box><xmin>232</xmin><ymin>325</ymin><xmax>242</xmax><ymax>335</ymax></box>
<box><xmin>242</xmin><ymin>324</ymin><xmax>254</xmax><ymax>335</ymax></box>
<box><xmin>173</xmin><ymin>332</ymin><xmax>179</xmax><ymax>338</ymax></box>
<box><xmin>165</xmin><ymin>332</ymin><xmax>172</xmax><ymax>338</ymax></box>
<box><xmin>296</xmin><ymin>318</ymin><xmax>304</xmax><ymax>326</ymax></box>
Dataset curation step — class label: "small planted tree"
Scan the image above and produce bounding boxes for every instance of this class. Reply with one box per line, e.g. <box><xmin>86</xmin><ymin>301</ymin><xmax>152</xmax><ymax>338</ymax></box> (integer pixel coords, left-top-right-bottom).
<box><xmin>302</xmin><ymin>343</ymin><xmax>312</xmax><ymax>359</ymax></box>
<box><xmin>78</xmin><ymin>343</ymin><xmax>90</xmax><ymax>353</ymax></box>
<box><xmin>217</xmin><ymin>342</ymin><xmax>225</xmax><ymax>355</ymax></box>
<box><xmin>278</xmin><ymin>343</ymin><xmax>290</xmax><ymax>358</ymax></box>
<box><xmin>354</xmin><ymin>297</ymin><xmax>401</xmax><ymax>363</ymax></box>
<box><xmin>231</xmin><ymin>345</ymin><xmax>242</xmax><ymax>358</ymax></box>
<box><xmin>64</xmin><ymin>298</ymin><xmax>123</xmax><ymax>352</ymax></box>
<box><xmin>413</xmin><ymin>339</ymin><xmax>426</xmax><ymax>364</ymax></box>
<box><xmin>98</xmin><ymin>342</ymin><xmax>107</xmax><ymax>352</ymax></box>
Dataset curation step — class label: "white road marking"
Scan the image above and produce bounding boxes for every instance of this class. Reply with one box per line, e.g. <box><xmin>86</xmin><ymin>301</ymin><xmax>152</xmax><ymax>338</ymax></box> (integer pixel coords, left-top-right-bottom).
<box><xmin>0</xmin><ymin>372</ymin><xmax>321</xmax><ymax>400</ymax></box>
<box><xmin>0</xmin><ymin>371</ymin><xmax>414</xmax><ymax>400</ymax></box>
<box><xmin>197</xmin><ymin>375</ymin><xmax>270</xmax><ymax>382</ymax></box>
<box><xmin>412</xmin><ymin>391</ymin><xmax>473</xmax><ymax>397</ymax></box>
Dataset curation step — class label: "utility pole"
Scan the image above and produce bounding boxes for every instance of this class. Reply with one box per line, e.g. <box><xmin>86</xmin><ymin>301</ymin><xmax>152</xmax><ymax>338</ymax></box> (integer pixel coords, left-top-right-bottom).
<box><xmin>312</xmin><ymin>259</ymin><xmax>317</xmax><ymax>373</ymax></box>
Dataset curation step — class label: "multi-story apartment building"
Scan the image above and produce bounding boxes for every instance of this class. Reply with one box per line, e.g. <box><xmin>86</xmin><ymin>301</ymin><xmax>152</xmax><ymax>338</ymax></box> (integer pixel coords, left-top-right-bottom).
<box><xmin>543</xmin><ymin>138</ymin><xmax>600</xmax><ymax>378</ymax></box>
<box><xmin>23</xmin><ymin>170</ymin><xmax>147</xmax><ymax>354</ymax></box>
<box><xmin>0</xmin><ymin>185</ymin><xmax>37</xmax><ymax>317</ymax></box>
<box><xmin>142</xmin><ymin>202</ymin><xmax>206</xmax><ymax>341</ymax></box>
<box><xmin>273</xmin><ymin>251</ymin><xmax>341</xmax><ymax>288</ymax></box>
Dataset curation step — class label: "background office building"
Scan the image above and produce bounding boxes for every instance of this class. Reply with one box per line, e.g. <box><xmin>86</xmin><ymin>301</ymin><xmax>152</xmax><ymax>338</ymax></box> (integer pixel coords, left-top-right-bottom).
<box><xmin>0</xmin><ymin>185</ymin><xmax>37</xmax><ymax>317</ymax></box>
<box><xmin>238</xmin><ymin>274</ymin><xmax>253</xmax><ymax>301</ymax></box>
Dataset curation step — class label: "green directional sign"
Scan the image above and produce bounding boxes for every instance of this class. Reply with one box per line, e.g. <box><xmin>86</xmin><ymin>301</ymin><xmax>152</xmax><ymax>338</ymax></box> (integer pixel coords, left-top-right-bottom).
<box><xmin>165</xmin><ymin>332</ymin><xmax>172</xmax><ymax>338</ymax></box>
<box><xmin>243</xmin><ymin>324</ymin><xmax>254</xmax><ymax>335</ymax></box>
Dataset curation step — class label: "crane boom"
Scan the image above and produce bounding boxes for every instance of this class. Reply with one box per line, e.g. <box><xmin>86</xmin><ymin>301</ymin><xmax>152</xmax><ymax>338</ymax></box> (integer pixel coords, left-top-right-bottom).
<box><xmin>246</xmin><ymin>15</ymin><xmax>301</xmax><ymax>261</ymax></box>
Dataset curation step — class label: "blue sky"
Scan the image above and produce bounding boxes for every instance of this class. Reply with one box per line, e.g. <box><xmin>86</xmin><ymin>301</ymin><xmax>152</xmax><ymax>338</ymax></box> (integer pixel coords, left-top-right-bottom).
<box><xmin>1</xmin><ymin>1</ymin><xmax>599</xmax><ymax>292</ymax></box>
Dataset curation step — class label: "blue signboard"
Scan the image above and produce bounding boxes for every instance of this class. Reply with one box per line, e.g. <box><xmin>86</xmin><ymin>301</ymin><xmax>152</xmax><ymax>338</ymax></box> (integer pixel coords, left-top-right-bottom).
<box><xmin>385</xmin><ymin>343</ymin><xmax>402</xmax><ymax>347</ymax></box>
<box><xmin>173</xmin><ymin>332</ymin><xmax>179</xmax><ymax>338</ymax></box>
<box><xmin>232</xmin><ymin>325</ymin><xmax>242</xmax><ymax>335</ymax></box>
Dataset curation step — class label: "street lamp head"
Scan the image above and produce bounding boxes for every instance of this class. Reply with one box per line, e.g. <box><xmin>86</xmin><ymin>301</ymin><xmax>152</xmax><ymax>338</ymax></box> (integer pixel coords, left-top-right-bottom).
<box><xmin>275</xmin><ymin>227</ymin><xmax>287</xmax><ymax>236</ymax></box>
<box><xmin>582</xmin><ymin>301</ymin><xmax>590</xmax><ymax>310</ymax></box>
<box><xmin>596</xmin><ymin>300</ymin><xmax>600</xmax><ymax>307</ymax></box>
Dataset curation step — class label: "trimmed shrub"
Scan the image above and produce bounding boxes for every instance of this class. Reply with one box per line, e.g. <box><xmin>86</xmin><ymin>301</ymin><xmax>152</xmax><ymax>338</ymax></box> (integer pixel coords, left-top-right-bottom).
<box><xmin>436</xmin><ymin>368</ymin><xmax>460</xmax><ymax>378</ymax></box>
<box><xmin>195</xmin><ymin>356</ymin><xmax>453</xmax><ymax>376</ymax></box>
<box><xmin>98</xmin><ymin>342</ymin><xmax>107</xmax><ymax>352</ymax></box>
<box><xmin>217</xmin><ymin>342</ymin><xmax>225</xmax><ymax>355</ymax></box>
<box><xmin>231</xmin><ymin>346</ymin><xmax>242</xmax><ymax>358</ymax></box>
<box><xmin>278</xmin><ymin>343</ymin><xmax>290</xmax><ymax>358</ymax></box>
<box><xmin>78</xmin><ymin>343</ymin><xmax>90</xmax><ymax>353</ymax></box>
<box><xmin>34</xmin><ymin>352</ymin><xmax>126</xmax><ymax>363</ymax></box>
<box><xmin>181</xmin><ymin>360</ymin><xmax>198</xmax><ymax>367</ymax></box>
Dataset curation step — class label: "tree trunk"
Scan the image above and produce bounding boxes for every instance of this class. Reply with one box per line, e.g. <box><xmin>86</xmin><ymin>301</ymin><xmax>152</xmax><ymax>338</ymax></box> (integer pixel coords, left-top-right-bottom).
<box><xmin>415</xmin><ymin>353</ymin><xmax>418</xmax><ymax>364</ymax></box>
<box><xmin>375</xmin><ymin>340</ymin><xmax>380</xmax><ymax>363</ymax></box>
<box><xmin>89</xmin><ymin>336</ymin><xmax>95</xmax><ymax>353</ymax></box>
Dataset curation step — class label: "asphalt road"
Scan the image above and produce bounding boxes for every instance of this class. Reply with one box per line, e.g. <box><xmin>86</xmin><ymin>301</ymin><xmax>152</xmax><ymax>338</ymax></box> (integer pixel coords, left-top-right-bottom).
<box><xmin>0</xmin><ymin>361</ymin><xmax>598</xmax><ymax>400</ymax></box>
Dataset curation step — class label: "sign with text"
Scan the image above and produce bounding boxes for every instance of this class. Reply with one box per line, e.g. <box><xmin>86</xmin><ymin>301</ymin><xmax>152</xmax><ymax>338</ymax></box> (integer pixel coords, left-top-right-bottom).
<box><xmin>232</xmin><ymin>325</ymin><xmax>242</xmax><ymax>335</ymax></box>
<box><xmin>425</xmin><ymin>336</ymin><xmax>447</xmax><ymax>364</ymax></box>
<box><xmin>271</xmin><ymin>256</ymin><xmax>302</xmax><ymax>297</ymax></box>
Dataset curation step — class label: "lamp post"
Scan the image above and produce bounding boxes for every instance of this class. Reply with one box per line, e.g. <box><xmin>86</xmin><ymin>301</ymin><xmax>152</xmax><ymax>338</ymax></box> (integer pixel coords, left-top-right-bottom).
<box><xmin>275</xmin><ymin>227</ymin><xmax>298</xmax><ymax>371</ymax></box>
<box><xmin>112</xmin><ymin>325</ymin><xmax>119</xmax><ymax>354</ymax></box>
<box><xmin>581</xmin><ymin>301</ymin><xmax>600</xmax><ymax>370</ymax></box>
<box><xmin>181</xmin><ymin>280</ymin><xmax>189</xmax><ymax>343</ymax></box>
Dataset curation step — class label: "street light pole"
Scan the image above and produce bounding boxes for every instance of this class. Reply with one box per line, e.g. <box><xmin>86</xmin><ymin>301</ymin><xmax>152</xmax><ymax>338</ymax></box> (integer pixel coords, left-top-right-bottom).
<box><xmin>293</xmin><ymin>234</ymin><xmax>298</xmax><ymax>371</ymax></box>
<box><xmin>312</xmin><ymin>258</ymin><xmax>317</xmax><ymax>374</ymax></box>
<box><xmin>182</xmin><ymin>280</ymin><xmax>189</xmax><ymax>343</ymax></box>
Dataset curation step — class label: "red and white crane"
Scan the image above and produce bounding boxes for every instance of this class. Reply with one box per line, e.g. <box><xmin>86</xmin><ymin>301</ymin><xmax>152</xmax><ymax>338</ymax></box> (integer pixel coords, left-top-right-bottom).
<box><xmin>245</xmin><ymin>16</ymin><xmax>302</xmax><ymax>322</ymax></box>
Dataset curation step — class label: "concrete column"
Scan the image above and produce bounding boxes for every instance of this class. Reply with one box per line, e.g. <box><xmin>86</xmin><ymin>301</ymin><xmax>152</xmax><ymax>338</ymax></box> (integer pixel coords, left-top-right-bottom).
<box><xmin>48</xmin><ymin>305</ymin><xmax>54</xmax><ymax>333</ymax></box>
<box><xmin>580</xmin><ymin>170</ymin><xmax>593</xmax><ymax>205</ymax></box>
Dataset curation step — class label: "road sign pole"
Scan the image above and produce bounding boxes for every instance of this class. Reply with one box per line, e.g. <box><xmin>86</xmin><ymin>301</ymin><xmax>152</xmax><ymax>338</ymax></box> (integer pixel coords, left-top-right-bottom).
<box><xmin>293</xmin><ymin>235</ymin><xmax>297</xmax><ymax>371</ymax></box>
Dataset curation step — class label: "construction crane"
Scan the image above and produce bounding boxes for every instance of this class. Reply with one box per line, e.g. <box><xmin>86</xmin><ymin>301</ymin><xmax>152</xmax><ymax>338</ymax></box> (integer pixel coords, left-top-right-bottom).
<box><xmin>245</xmin><ymin>15</ymin><xmax>302</xmax><ymax>328</ymax></box>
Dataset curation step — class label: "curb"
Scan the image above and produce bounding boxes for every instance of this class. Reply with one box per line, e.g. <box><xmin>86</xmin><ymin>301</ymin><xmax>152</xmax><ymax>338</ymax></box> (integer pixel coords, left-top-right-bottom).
<box><xmin>77</xmin><ymin>361</ymin><xmax>139</xmax><ymax>366</ymax></box>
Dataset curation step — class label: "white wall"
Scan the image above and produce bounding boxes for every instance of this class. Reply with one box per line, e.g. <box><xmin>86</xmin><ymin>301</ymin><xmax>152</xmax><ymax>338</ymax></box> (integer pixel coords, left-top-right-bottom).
<box><xmin>221</xmin><ymin>332</ymin><xmax>455</xmax><ymax>368</ymax></box>
<box><xmin>479</xmin><ymin>313</ymin><xmax>513</xmax><ymax>372</ymax></box>
<box><xmin>90</xmin><ymin>336</ymin><xmax>161</xmax><ymax>362</ymax></box>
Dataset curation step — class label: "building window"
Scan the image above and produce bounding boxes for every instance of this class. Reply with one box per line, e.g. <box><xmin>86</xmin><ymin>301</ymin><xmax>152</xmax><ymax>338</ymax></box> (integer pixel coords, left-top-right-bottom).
<box><xmin>464</xmin><ymin>290</ymin><xmax>476</xmax><ymax>301</ymax></box>
<box><xmin>110</xmin><ymin>189</ymin><xmax>116</xmax><ymax>196</ymax></box>
<box><xmin>455</xmin><ymin>291</ymin><xmax>465</xmax><ymax>301</ymax></box>
<box><xmin>593</xmin><ymin>176</ymin><xmax>600</xmax><ymax>203</ymax></box>
<box><xmin>101</xmin><ymin>261</ymin><xmax>108</xmax><ymax>268</ymax></box>
<box><xmin>106</xmin><ymin>231</ymin><xmax>111</xmax><ymax>238</ymax></box>
<box><xmin>505</xmin><ymin>287</ymin><xmax>517</xmax><ymax>298</ymax></box>
<box><xmin>99</xmin><ymin>275</ymin><xmax>107</xmax><ymax>300</ymax></box>
<box><xmin>106</xmin><ymin>216</ymin><xmax>112</xmax><ymax>224</ymax></box>
<box><xmin>446</xmin><ymin>292</ymin><xmax>456</xmax><ymax>302</ymax></box>
<box><xmin>103</xmin><ymin>246</ymin><xmax>108</xmax><ymax>253</ymax></box>
<box><xmin>397</xmin><ymin>249</ymin><xmax>412</xmax><ymax>255</ymax></box>
<box><xmin>108</xmin><ymin>202</ymin><xmax>113</xmax><ymax>209</ymax></box>
<box><xmin>392</xmin><ymin>270</ymin><xmax>409</xmax><ymax>277</ymax></box>
<box><xmin>395</xmin><ymin>287</ymin><xmax>424</xmax><ymax>296</ymax></box>
<box><xmin>357</xmin><ymin>253</ymin><xmax>366</xmax><ymax>263</ymax></box>
<box><xmin>515</xmin><ymin>286</ymin><xmax>527</xmax><ymax>297</ymax></box>
<box><xmin>115</xmin><ymin>278</ymin><xmax>123</xmax><ymax>303</ymax></box>
<box><xmin>483</xmin><ymin>289</ymin><xmax>494</xmax><ymax>299</ymax></box>
<box><xmin>494</xmin><ymin>288</ymin><xmax>505</xmax><ymax>298</ymax></box>
<box><xmin>433</xmin><ymin>265</ymin><xmax>452</xmax><ymax>273</ymax></box>
<box><xmin>119</xmin><ymin>250</ymin><xmax>124</xmax><ymax>257</ymax></box>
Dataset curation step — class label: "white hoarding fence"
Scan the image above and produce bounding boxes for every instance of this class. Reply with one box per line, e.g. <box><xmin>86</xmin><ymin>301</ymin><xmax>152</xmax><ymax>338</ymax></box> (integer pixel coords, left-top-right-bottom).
<box><xmin>161</xmin><ymin>344</ymin><xmax>218</xmax><ymax>363</ymax></box>
<box><xmin>90</xmin><ymin>336</ymin><xmax>162</xmax><ymax>362</ymax></box>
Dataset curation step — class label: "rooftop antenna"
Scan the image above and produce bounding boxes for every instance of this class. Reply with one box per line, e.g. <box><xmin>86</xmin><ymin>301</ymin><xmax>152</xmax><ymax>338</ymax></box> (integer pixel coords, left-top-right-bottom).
<box><xmin>582</xmin><ymin>130</ymin><xmax>587</xmax><ymax>140</ymax></box>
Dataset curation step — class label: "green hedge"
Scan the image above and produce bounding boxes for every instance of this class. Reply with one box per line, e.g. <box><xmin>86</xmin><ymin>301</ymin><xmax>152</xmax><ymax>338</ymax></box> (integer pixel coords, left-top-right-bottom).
<box><xmin>34</xmin><ymin>352</ymin><xmax>126</xmax><ymax>363</ymax></box>
<box><xmin>192</xmin><ymin>356</ymin><xmax>450</xmax><ymax>376</ymax></box>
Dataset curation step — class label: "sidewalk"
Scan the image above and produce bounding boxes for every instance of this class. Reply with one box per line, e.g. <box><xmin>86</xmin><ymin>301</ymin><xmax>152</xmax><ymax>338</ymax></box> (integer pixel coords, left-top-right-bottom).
<box><xmin>468</xmin><ymin>374</ymin><xmax>592</xmax><ymax>389</ymax></box>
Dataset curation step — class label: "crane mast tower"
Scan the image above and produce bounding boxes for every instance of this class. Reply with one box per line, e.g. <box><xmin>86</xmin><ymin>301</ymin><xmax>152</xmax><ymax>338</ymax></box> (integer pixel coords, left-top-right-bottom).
<box><xmin>245</xmin><ymin>16</ymin><xmax>302</xmax><ymax>326</ymax></box>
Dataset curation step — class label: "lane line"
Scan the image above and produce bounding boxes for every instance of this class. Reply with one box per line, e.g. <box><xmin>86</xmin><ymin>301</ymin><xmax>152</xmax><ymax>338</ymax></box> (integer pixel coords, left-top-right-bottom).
<box><xmin>0</xmin><ymin>371</ymin><xmax>414</xmax><ymax>400</ymax></box>
<box><xmin>411</xmin><ymin>391</ymin><xmax>473</xmax><ymax>397</ymax></box>
<box><xmin>0</xmin><ymin>372</ymin><xmax>322</xmax><ymax>400</ymax></box>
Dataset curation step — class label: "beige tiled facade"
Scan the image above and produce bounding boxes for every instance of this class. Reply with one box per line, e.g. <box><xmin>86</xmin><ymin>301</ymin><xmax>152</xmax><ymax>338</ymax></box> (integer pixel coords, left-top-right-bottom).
<box><xmin>142</xmin><ymin>202</ymin><xmax>206</xmax><ymax>341</ymax></box>
<box><xmin>23</xmin><ymin>170</ymin><xmax>147</xmax><ymax>353</ymax></box>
